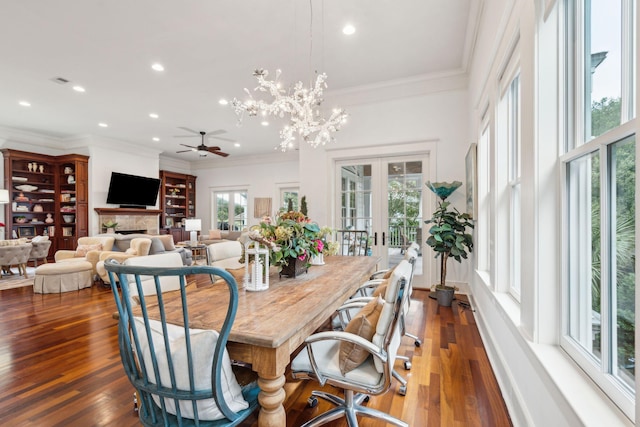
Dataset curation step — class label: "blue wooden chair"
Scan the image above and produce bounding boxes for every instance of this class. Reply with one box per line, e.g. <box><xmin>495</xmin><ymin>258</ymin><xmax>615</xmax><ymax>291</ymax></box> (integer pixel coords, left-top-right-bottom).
<box><xmin>105</xmin><ymin>260</ymin><xmax>259</xmax><ymax>426</ymax></box>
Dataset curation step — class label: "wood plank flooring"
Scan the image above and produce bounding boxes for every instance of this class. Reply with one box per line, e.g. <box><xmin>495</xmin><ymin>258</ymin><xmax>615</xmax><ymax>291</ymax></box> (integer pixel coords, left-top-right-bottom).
<box><xmin>0</xmin><ymin>278</ymin><xmax>511</xmax><ymax>427</ymax></box>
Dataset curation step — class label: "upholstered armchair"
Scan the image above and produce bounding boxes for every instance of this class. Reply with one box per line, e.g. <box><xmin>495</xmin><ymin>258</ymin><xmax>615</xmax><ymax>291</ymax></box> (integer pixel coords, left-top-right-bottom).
<box><xmin>0</xmin><ymin>243</ymin><xmax>33</xmax><ymax>278</ymax></box>
<box><xmin>54</xmin><ymin>236</ymin><xmax>116</xmax><ymax>275</ymax></box>
<box><xmin>95</xmin><ymin>237</ymin><xmax>153</xmax><ymax>284</ymax></box>
<box><xmin>29</xmin><ymin>237</ymin><xmax>52</xmax><ymax>267</ymax></box>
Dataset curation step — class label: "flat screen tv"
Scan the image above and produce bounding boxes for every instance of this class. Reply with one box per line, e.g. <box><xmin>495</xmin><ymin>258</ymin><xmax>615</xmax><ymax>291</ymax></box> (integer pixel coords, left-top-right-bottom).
<box><xmin>106</xmin><ymin>172</ymin><xmax>161</xmax><ymax>208</ymax></box>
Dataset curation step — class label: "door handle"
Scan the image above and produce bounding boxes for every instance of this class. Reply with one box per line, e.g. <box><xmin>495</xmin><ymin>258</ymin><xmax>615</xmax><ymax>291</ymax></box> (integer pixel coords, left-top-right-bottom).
<box><xmin>382</xmin><ymin>232</ymin><xmax>386</xmax><ymax>246</ymax></box>
<box><xmin>374</xmin><ymin>232</ymin><xmax>377</xmax><ymax>246</ymax></box>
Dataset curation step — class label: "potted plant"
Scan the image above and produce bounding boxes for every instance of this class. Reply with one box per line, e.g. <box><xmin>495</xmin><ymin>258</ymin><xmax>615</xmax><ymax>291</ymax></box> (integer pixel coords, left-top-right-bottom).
<box><xmin>424</xmin><ymin>181</ymin><xmax>474</xmax><ymax>306</ymax></box>
<box><xmin>102</xmin><ymin>220</ymin><xmax>118</xmax><ymax>234</ymax></box>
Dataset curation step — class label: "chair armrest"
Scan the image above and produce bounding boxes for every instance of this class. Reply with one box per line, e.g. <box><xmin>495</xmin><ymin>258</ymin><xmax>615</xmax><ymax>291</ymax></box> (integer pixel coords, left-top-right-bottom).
<box><xmin>85</xmin><ymin>250</ymin><xmax>102</xmax><ymax>270</ymax></box>
<box><xmin>54</xmin><ymin>250</ymin><xmax>77</xmax><ymax>262</ymax></box>
<box><xmin>99</xmin><ymin>252</ymin><xmax>135</xmax><ymax>263</ymax></box>
<box><xmin>370</xmin><ymin>269</ymin><xmax>390</xmax><ymax>280</ymax></box>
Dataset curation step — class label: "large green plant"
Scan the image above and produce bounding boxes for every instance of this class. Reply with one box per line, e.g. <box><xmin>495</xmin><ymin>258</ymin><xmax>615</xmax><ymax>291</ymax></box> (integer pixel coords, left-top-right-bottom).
<box><xmin>424</xmin><ymin>181</ymin><xmax>474</xmax><ymax>289</ymax></box>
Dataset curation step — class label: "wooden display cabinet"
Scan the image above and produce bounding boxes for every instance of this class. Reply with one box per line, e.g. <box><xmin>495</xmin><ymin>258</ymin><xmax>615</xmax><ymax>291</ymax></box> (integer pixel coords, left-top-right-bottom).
<box><xmin>160</xmin><ymin>170</ymin><xmax>197</xmax><ymax>243</ymax></box>
<box><xmin>2</xmin><ymin>149</ymin><xmax>89</xmax><ymax>256</ymax></box>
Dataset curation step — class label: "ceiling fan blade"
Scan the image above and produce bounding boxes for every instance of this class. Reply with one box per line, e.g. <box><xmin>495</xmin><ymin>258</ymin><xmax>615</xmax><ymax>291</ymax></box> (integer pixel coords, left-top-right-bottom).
<box><xmin>180</xmin><ymin>143</ymin><xmax>197</xmax><ymax>149</ymax></box>
<box><xmin>207</xmin><ymin>129</ymin><xmax>227</xmax><ymax>136</ymax></box>
<box><xmin>176</xmin><ymin>149</ymin><xmax>194</xmax><ymax>153</ymax></box>
<box><xmin>206</xmin><ymin>147</ymin><xmax>229</xmax><ymax>157</ymax></box>
<box><xmin>178</xmin><ymin>126</ymin><xmax>200</xmax><ymax>135</ymax></box>
<box><xmin>174</xmin><ymin>134</ymin><xmax>199</xmax><ymax>138</ymax></box>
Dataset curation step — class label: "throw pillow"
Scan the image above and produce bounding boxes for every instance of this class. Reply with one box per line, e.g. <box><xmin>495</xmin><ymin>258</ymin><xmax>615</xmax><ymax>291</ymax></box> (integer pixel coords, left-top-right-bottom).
<box><xmin>133</xmin><ymin>317</ymin><xmax>249</xmax><ymax>420</ymax></box>
<box><xmin>372</xmin><ymin>280</ymin><xmax>388</xmax><ymax>298</ymax></box>
<box><xmin>148</xmin><ymin>237</ymin><xmax>166</xmax><ymax>255</ymax></box>
<box><xmin>125</xmin><ymin>248</ymin><xmax>137</xmax><ymax>255</ymax></box>
<box><xmin>209</xmin><ymin>229</ymin><xmax>222</xmax><ymax>240</ymax></box>
<box><xmin>339</xmin><ymin>295</ymin><xmax>384</xmax><ymax>375</ymax></box>
<box><xmin>383</xmin><ymin>265</ymin><xmax>396</xmax><ymax>279</ymax></box>
<box><xmin>75</xmin><ymin>243</ymin><xmax>103</xmax><ymax>257</ymax></box>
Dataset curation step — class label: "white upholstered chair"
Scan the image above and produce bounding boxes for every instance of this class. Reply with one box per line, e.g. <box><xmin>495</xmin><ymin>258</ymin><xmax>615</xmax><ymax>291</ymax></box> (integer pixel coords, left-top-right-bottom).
<box><xmin>290</xmin><ymin>260</ymin><xmax>412</xmax><ymax>427</ymax></box>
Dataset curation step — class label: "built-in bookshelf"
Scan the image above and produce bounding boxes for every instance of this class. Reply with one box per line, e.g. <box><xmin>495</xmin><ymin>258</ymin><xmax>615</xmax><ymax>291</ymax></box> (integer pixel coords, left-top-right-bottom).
<box><xmin>159</xmin><ymin>170</ymin><xmax>196</xmax><ymax>242</ymax></box>
<box><xmin>2</xmin><ymin>149</ymin><xmax>89</xmax><ymax>256</ymax></box>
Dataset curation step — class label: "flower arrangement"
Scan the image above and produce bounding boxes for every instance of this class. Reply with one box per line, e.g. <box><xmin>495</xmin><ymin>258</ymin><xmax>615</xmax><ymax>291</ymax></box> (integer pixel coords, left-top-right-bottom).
<box><xmin>249</xmin><ymin>210</ymin><xmax>322</xmax><ymax>269</ymax></box>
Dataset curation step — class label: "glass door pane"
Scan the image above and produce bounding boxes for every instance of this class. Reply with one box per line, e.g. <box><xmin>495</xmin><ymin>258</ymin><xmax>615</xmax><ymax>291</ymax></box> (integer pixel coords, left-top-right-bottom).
<box><xmin>386</xmin><ymin>161</ymin><xmax>423</xmax><ymax>271</ymax></box>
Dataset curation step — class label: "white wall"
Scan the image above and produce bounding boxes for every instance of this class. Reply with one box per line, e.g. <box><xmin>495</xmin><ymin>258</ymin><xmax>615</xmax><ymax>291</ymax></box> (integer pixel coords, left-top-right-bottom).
<box><xmin>191</xmin><ymin>152</ymin><xmax>299</xmax><ymax>233</ymax></box>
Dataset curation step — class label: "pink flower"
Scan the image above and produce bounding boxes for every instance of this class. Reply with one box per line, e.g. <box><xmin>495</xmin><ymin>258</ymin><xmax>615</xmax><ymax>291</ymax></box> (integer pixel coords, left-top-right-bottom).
<box><xmin>315</xmin><ymin>240</ymin><xmax>324</xmax><ymax>252</ymax></box>
<box><xmin>298</xmin><ymin>253</ymin><xmax>307</xmax><ymax>261</ymax></box>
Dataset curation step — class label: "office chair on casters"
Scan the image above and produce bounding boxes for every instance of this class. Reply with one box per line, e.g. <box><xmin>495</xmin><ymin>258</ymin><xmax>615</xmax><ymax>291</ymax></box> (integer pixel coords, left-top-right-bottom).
<box><xmin>291</xmin><ymin>260</ymin><xmax>413</xmax><ymax>426</ymax></box>
<box><xmin>337</xmin><ymin>229</ymin><xmax>369</xmax><ymax>256</ymax></box>
<box><xmin>105</xmin><ymin>260</ymin><xmax>260</xmax><ymax>427</ymax></box>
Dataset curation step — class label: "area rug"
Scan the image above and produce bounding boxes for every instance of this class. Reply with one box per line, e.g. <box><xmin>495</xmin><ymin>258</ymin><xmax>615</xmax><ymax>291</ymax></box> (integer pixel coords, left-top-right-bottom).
<box><xmin>0</xmin><ymin>267</ymin><xmax>36</xmax><ymax>291</ymax></box>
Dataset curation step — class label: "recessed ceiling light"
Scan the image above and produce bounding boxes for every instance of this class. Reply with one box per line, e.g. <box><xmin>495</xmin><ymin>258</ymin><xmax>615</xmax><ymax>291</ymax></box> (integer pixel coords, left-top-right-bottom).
<box><xmin>152</xmin><ymin>137</ymin><xmax>160</xmax><ymax>142</ymax></box>
<box><xmin>261</xmin><ymin>121</ymin><xmax>269</xmax><ymax>126</ymax></box>
<box><xmin>18</xmin><ymin>101</ymin><xmax>31</xmax><ymax>107</ymax></box>
<box><xmin>219</xmin><ymin>99</ymin><xmax>228</xmax><ymax>106</ymax></box>
<box><xmin>72</xmin><ymin>85</ymin><xmax>86</xmax><ymax>92</ymax></box>
<box><xmin>343</xmin><ymin>24</ymin><xmax>356</xmax><ymax>35</ymax></box>
<box><xmin>149</xmin><ymin>113</ymin><xmax>159</xmax><ymax>119</ymax></box>
<box><xmin>234</xmin><ymin>143</ymin><xmax>240</xmax><ymax>148</ymax></box>
<box><xmin>98</xmin><ymin>122</ymin><xmax>108</xmax><ymax>128</ymax></box>
<box><xmin>151</xmin><ymin>63</ymin><xmax>165</xmax><ymax>72</ymax></box>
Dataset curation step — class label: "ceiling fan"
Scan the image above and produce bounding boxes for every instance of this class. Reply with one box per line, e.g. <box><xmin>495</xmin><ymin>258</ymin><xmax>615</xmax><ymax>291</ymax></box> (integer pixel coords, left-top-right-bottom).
<box><xmin>175</xmin><ymin>127</ymin><xmax>231</xmax><ymax>157</ymax></box>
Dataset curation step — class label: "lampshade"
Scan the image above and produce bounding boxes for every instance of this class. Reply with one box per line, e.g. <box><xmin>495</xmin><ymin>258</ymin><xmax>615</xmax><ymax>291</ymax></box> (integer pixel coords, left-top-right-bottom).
<box><xmin>184</xmin><ymin>219</ymin><xmax>201</xmax><ymax>231</ymax></box>
<box><xmin>185</xmin><ymin>218</ymin><xmax>201</xmax><ymax>246</ymax></box>
<box><xmin>0</xmin><ymin>189</ymin><xmax>9</xmax><ymax>204</ymax></box>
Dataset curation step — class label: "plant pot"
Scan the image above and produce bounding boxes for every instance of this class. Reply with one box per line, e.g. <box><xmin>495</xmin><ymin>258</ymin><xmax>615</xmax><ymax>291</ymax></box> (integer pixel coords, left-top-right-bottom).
<box><xmin>435</xmin><ymin>286</ymin><xmax>455</xmax><ymax>307</ymax></box>
<box><xmin>279</xmin><ymin>256</ymin><xmax>308</xmax><ymax>278</ymax></box>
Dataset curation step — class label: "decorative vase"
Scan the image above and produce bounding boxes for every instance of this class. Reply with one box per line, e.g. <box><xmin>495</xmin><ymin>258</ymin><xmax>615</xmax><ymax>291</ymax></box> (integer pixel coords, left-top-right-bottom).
<box><xmin>45</xmin><ymin>213</ymin><xmax>53</xmax><ymax>224</ymax></box>
<box><xmin>107</xmin><ymin>227</ymin><xmax>115</xmax><ymax>234</ymax></box>
<box><xmin>310</xmin><ymin>253</ymin><xmax>324</xmax><ymax>265</ymax></box>
<box><xmin>435</xmin><ymin>287</ymin><xmax>455</xmax><ymax>307</ymax></box>
<box><xmin>279</xmin><ymin>256</ymin><xmax>308</xmax><ymax>278</ymax></box>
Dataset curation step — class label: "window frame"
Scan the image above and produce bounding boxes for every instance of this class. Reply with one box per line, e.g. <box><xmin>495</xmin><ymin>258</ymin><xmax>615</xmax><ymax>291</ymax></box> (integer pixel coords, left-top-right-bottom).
<box><xmin>560</xmin><ymin>0</ymin><xmax>637</xmax><ymax>418</ymax></box>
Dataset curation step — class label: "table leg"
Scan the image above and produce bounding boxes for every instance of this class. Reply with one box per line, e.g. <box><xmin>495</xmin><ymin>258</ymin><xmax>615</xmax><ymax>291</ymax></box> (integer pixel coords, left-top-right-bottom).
<box><xmin>257</xmin><ymin>374</ymin><xmax>286</xmax><ymax>427</ymax></box>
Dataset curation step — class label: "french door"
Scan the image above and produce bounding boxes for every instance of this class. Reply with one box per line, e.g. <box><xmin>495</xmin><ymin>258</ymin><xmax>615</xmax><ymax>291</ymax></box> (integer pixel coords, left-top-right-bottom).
<box><xmin>335</xmin><ymin>155</ymin><xmax>429</xmax><ymax>288</ymax></box>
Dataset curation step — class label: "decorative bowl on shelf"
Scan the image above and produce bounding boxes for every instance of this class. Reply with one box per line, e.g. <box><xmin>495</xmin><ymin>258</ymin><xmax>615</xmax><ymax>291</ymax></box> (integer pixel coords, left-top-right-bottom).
<box><xmin>15</xmin><ymin>184</ymin><xmax>38</xmax><ymax>192</ymax></box>
<box><xmin>15</xmin><ymin>217</ymin><xmax>27</xmax><ymax>224</ymax></box>
<box><xmin>63</xmin><ymin>215</ymin><xmax>75</xmax><ymax>223</ymax></box>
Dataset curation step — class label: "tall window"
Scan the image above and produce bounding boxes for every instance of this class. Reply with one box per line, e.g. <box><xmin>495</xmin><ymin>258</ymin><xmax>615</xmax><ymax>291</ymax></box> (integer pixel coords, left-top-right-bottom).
<box><xmin>213</xmin><ymin>190</ymin><xmax>247</xmax><ymax>231</ymax></box>
<box><xmin>280</xmin><ymin>187</ymin><xmax>299</xmax><ymax>211</ymax></box>
<box><xmin>562</xmin><ymin>0</ymin><xmax>636</xmax><ymax>417</ymax></box>
<box><xmin>497</xmin><ymin>62</ymin><xmax>522</xmax><ymax>300</ymax></box>
<box><xmin>477</xmin><ymin>120</ymin><xmax>492</xmax><ymax>279</ymax></box>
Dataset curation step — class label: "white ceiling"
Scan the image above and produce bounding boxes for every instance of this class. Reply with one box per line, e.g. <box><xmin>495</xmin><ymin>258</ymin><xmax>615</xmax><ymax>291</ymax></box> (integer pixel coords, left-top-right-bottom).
<box><xmin>0</xmin><ymin>0</ymin><xmax>476</xmax><ymax>160</ymax></box>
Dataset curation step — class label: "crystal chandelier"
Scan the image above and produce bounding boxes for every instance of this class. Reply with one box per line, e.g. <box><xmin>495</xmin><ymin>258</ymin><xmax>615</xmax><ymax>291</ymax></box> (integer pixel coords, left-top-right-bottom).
<box><xmin>231</xmin><ymin>68</ymin><xmax>348</xmax><ymax>152</ymax></box>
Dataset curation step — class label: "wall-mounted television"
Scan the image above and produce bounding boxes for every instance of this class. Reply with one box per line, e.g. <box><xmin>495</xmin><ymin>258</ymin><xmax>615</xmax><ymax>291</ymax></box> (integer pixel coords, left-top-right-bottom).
<box><xmin>106</xmin><ymin>172</ymin><xmax>161</xmax><ymax>208</ymax></box>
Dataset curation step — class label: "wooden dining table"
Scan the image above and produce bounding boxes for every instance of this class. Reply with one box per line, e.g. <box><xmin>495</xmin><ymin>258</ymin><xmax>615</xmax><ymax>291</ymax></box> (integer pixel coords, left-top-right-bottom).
<box><xmin>142</xmin><ymin>255</ymin><xmax>379</xmax><ymax>427</ymax></box>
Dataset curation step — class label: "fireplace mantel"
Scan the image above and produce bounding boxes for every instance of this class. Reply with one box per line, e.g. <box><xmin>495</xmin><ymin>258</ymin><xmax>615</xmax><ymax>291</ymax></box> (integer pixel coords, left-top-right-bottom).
<box><xmin>94</xmin><ymin>208</ymin><xmax>163</xmax><ymax>216</ymax></box>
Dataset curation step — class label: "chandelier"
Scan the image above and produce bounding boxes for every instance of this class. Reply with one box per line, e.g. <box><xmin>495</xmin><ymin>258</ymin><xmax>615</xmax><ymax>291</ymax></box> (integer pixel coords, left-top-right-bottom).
<box><xmin>231</xmin><ymin>68</ymin><xmax>348</xmax><ymax>152</ymax></box>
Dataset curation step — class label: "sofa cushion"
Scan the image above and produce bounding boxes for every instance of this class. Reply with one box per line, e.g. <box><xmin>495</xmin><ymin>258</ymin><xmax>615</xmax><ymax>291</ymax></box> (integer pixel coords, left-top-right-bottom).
<box><xmin>148</xmin><ymin>237</ymin><xmax>166</xmax><ymax>255</ymax></box>
<box><xmin>153</xmin><ymin>234</ymin><xmax>176</xmax><ymax>251</ymax></box>
<box><xmin>209</xmin><ymin>229</ymin><xmax>222</xmax><ymax>239</ymax></box>
<box><xmin>75</xmin><ymin>243</ymin><xmax>103</xmax><ymax>257</ymax></box>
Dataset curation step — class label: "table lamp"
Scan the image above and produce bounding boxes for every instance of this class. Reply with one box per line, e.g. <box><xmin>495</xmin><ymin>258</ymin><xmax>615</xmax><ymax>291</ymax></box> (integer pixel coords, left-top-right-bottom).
<box><xmin>184</xmin><ymin>218</ymin><xmax>201</xmax><ymax>246</ymax></box>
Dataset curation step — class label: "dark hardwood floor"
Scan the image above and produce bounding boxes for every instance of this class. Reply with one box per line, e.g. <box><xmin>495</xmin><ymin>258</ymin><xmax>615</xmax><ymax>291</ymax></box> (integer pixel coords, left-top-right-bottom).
<box><xmin>0</xmin><ymin>277</ymin><xmax>511</xmax><ymax>427</ymax></box>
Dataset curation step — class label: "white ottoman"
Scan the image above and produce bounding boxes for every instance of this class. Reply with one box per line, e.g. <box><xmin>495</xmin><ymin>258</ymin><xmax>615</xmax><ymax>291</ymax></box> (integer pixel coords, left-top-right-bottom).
<box><xmin>34</xmin><ymin>261</ymin><xmax>93</xmax><ymax>293</ymax></box>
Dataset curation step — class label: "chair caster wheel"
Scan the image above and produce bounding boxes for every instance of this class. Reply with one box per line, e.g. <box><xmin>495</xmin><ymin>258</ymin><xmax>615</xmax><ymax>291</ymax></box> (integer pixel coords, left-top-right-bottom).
<box><xmin>399</xmin><ymin>385</ymin><xmax>407</xmax><ymax>396</ymax></box>
<box><xmin>404</xmin><ymin>361</ymin><xmax>412</xmax><ymax>370</ymax></box>
<box><xmin>363</xmin><ymin>395</ymin><xmax>370</xmax><ymax>403</ymax></box>
<box><xmin>414</xmin><ymin>340</ymin><xmax>422</xmax><ymax>347</ymax></box>
<box><xmin>308</xmin><ymin>396</ymin><xmax>318</xmax><ymax>408</ymax></box>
